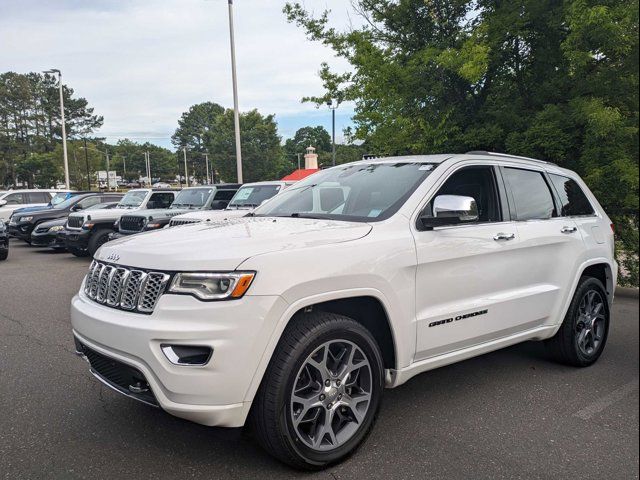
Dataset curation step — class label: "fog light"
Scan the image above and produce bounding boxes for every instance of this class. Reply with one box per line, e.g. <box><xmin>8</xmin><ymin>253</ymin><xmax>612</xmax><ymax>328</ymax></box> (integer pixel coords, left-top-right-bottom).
<box><xmin>161</xmin><ymin>344</ymin><xmax>213</xmax><ymax>366</ymax></box>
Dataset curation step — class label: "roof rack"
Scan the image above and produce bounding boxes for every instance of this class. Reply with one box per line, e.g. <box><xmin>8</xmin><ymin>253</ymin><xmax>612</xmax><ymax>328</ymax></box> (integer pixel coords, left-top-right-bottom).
<box><xmin>466</xmin><ymin>151</ymin><xmax>557</xmax><ymax>166</ymax></box>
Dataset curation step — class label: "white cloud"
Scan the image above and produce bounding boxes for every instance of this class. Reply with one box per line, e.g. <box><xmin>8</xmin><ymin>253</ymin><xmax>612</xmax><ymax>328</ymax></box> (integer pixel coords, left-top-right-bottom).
<box><xmin>0</xmin><ymin>0</ymin><xmax>359</xmax><ymax>146</ymax></box>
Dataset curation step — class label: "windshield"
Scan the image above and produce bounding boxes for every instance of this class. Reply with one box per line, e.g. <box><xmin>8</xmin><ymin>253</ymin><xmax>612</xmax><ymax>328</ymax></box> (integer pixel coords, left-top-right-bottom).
<box><xmin>254</xmin><ymin>162</ymin><xmax>436</xmax><ymax>222</ymax></box>
<box><xmin>118</xmin><ymin>190</ymin><xmax>148</xmax><ymax>208</ymax></box>
<box><xmin>50</xmin><ymin>192</ymin><xmax>70</xmax><ymax>206</ymax></box>
<box><xmin>53</xmin><ymin>196</ymin><xmax>80</xmax><ymax>210</ymax></box>
<box><xmin>228</xmin><ymin>185</ymin><xmax>281</xmax><ymax>209</ymax></box>
<box><xmin>171</xmin><ymin>188</ymin><xmax>212</xmax><ymax>209</ymax></box>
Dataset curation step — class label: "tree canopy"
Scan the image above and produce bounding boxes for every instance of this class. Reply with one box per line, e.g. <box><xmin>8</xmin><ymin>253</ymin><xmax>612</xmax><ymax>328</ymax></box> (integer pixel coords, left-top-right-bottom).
<box><xmin>285</xmin><ymin>0</ymin><xmax>639</xmax><ymax>285</ymax></box>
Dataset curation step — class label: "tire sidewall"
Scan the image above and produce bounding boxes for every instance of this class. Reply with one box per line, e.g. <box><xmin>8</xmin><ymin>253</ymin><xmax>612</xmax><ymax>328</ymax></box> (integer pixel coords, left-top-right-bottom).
<box><xmin>277</xmin><ymin>321</ymin><xmax>384</xmax><ymax>467</ymax></box>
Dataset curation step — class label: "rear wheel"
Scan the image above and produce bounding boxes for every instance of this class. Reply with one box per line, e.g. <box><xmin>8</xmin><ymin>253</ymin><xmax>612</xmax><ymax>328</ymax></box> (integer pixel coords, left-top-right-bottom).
<box><xmin>545</xmin><ymin>276</ymin><xmax>610</xmax><ymax>367</ymax></box>
<box><xmin>250</xmin><ymin>311</ymin><xmax>384</xmax><ymax>470</ymax></box>
<box><xmin>0</xmin><ymin>248</ymin><xmax>7</xmax><ymax>261</ymax></box>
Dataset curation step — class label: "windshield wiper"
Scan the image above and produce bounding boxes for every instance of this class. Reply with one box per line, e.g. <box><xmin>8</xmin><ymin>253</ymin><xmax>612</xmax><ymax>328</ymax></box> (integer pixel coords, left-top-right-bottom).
<box><xmin>288</xmin><ymin>213</ymin><xmax>326</xmax><ymax>219</ymax></box>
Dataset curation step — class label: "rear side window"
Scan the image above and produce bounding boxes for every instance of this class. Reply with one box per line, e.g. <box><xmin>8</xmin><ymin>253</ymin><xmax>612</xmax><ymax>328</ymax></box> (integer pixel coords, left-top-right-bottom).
<box><xmin>3</xmin><ymin>193</ymin><xmax>25</xmax><ymax>205</ymax></box>
<box><xmin>214</xmin><ymin>190</ymin><xmax>237</xmax><ymax>201</ymax></box>
<box><xmin>148</xmin><ymin>192</ymin><xmax>175</xmax><ymax>209</ymax></box>
<box><xmin>549</xmin><ymin>174</ymin><xmax>595</xmax><ymax>217</ymax></box>
<box><xmin>503</xmin><ymin>168</ymin><xmax>555</xmax><ymax>221</ymax></box>
<box><xmin>27</xmin><ymin>192</ymin><xmax>50</xmax><ymax>203</ymax></box>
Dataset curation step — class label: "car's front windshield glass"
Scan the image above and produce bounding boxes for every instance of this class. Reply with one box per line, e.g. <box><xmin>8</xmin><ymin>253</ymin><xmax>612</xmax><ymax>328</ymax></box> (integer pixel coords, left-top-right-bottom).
<box><xmin>228</xmin><ymin>185</ymin><xmax>281</xmax><ymax>209</ymax></box>
<box><xmin>253</xmin><ymin>162</ymin><xmax>437</xmax><ymax>222</ymax></box>
<box><xmin>50</xmin><ymin>193</ymin><xmax>69</xmax><ymax>206</ymax></box>
<box><xmin>118</xmin><ymin>190</ymin><xmax>147</xmax><ymax>208</ymax></box>
<box><xmin>171</xmin><ymin>188</ymin><xmax>212</xmax><ymax>209</ymax></box>
<box><xmin>54</xmin><ymin>196</ymin><xmax>79</xmax><ymax>210</ymax></box>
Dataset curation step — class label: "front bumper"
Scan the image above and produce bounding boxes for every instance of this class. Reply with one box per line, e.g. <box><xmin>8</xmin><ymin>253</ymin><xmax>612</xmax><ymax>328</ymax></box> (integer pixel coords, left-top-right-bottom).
<box><xmin>71</xmin><ymin>289</ymin><xmax>288</xmax><ymax>427</ymax></box>
<box><xmin>6</xmin><ymin>222</ymin><xmax>33</xmax><ymax>241</ymax></box>
<box><xmin>64</xmin><ymin>228</ymin><xmax>91</xmax><ymax>251</ymax></box>
<box><xmin>31</xmin><ymin>229</ymin><xmax>66</xmax><ymax>248</ymax></box>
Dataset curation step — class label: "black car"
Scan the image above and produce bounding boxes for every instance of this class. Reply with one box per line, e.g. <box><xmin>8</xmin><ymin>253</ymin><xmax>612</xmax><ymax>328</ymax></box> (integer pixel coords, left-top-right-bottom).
<box><xmin>31</xmin><ymin>202</ymin><xmax>121</xmax><ymax>250</ymax></box>
<box><xmin>0</xmin><ymin>220</ymin><xmax>8</xmax><ymax>260</ymax></box>
<box><xmin>7</xmin><ymin>192</ymin><xmax>123</xmax><ymax>243</ymax></box>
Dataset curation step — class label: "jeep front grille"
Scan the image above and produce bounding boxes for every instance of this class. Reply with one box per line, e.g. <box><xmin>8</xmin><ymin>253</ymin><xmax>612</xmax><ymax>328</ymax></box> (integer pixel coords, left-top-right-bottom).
<box><xmin>169</xmin><ymin>218</ymin><xmax>201</xmax><ymax>227</ymax></box>
<box><xmin>83</xmin><ymin>261</ymin><xmax>170</xmax><ymax>314</ymax></box>
<box><xmin>67</xmin><ymin>216</ymin><xmax>84</xmax><ymax>229</ymax></box>
<box><xmin>120</xmin><ymin>215</ymin><xmax>146</xmax><ymax>233</ymax></box>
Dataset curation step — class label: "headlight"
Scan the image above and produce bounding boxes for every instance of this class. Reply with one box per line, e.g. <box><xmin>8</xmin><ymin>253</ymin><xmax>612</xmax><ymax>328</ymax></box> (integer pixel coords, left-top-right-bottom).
<box><xmin>146</xmin><ymin>222</ymin><xmax>163</xmax><ymax>229</ymax></box>
<box><xmin>169</xmin><ymin>272</ymin><xmax>255</xmax><ymax>301</ymax></box>
<box><xmin>20</xmin><ymin>216</ymin><xmax>33</xmax><ymax>222</ymax></box>
<box><xmin>49</xmin><ymin>225</ymin><xmax>65</xmax><ymax>232</ymax></box>
<box><xmin>82</xmin><ymin>222</ymin><xmax>94</xmax><ymax>229</ymax></box>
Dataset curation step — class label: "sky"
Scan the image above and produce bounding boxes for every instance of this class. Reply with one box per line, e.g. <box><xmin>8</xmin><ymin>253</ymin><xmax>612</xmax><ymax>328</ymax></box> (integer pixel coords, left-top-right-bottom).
<box><xmin>0</xmin><ymin>0</ymin><xmax>359</xmax><ymax>149</ymax></box>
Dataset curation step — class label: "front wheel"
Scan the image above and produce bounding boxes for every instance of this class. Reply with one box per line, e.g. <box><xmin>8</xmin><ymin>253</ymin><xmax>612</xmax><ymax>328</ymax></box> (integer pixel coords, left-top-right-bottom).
<box><xmin>250</xmin><ymin>311</ymin><xmax>384</xmax><ymax>470</ymax></box>
<box><xmin>545</xmin><ymin>276</ymin><xmax>610</xmax><ymax>367</ymax></box>
<box><xmin>87</xmin><ymin>229</ymin><xmax>111</xmax><ymax>257</ymax></box>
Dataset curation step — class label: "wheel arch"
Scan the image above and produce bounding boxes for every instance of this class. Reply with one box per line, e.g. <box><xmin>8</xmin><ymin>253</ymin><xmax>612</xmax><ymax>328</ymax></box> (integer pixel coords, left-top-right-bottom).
<box><xmin>243</xmin><ymin>290</ymin><xmax>399</xmax><ymax>410</ymax></box>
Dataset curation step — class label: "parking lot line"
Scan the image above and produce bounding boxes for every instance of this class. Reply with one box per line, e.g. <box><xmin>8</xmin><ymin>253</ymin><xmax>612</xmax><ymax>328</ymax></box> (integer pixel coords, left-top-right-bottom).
<box><xmin>573</xmin><ymin>378</ymin><xmax>639</xmax><ymax>420</ymax></box>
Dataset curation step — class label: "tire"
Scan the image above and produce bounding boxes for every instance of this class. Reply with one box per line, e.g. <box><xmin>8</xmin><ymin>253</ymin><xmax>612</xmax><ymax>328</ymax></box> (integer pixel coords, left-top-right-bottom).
<box><xmin>250</xmin><ymin>311</ymin><xmax>384</xmax><ymax>470</ymax></box>
<box><xmin>545</xmin><ymin>276</ymin><xmax>610</xmax><ymax>367</ymax></box>
<box><xmin>87</xmin><ymin>229</ymin><xmax>112</xmax><ymax>257</ymax></box>
<box><xmin>0</xmin><ymin>249</ymin><xmax>7</xmax><ymax>261</ymax></box>
<box><xmin>68</xmin><ymin>247</ymin><xmax>89</xmax><ymax>258</ymax></box>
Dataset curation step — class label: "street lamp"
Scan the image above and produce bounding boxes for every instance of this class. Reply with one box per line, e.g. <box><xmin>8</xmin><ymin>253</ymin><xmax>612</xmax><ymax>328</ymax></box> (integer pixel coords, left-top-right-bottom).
<box><xmin>44</xmin><ymin>69</ymin><xmax>70</xmax><ymax>189</ymax></box>
<box><xmin>227</xmin><ymin>0</ymin><xmax>243</xmax><ymax>183</ymax></box>
<box><xmin>327</xmin><ymin>99</ymin><xmax>340</xmax><ymax>166</ymax></box>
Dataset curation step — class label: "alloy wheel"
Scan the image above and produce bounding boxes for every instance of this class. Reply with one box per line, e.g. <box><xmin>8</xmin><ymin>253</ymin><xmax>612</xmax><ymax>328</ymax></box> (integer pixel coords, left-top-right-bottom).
<box><xmin>290</xmin><ymin>340</ymin><xmax>372</xmax><ymax>452</ymax></box>
<box><xmin>575</xmin><ymin>289</ymin><xmax>606</xmax><ymax>357</ymax></box>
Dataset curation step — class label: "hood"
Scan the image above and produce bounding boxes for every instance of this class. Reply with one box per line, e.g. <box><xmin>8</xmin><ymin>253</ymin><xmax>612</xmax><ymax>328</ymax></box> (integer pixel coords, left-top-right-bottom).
<box><xmin>97</xmin><ymin>216</ymin><xmax>372</xmax><ymax>271</ymax></box>
<box><xmin>13</xmin><ymin>205</ymin><xmax>53</xmax><ymax>215</ymax></box>
<box><xmin>172</xmin><ymin>209</ymin><xmax>249</xmax><ymax>223</ymax></box>
<box><xmin>71</xmin><ymin>206</ymin><xmax>135</xmax><ymax>223</ymax></box>
<box><xmin>123</xmin><ymin>207</ymin><xmax>191</xmax><ymax>221</ymax></box>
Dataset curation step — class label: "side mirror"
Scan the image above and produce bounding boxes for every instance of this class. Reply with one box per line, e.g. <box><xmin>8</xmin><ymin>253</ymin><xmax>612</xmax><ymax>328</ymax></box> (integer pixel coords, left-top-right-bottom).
<box><xmin>419</xmin><ymin>195</ymin><xmax>479</xmax><ymax>230</ymax></box>
<box><xmin>71</xmin><ymin>204</ymin><xmax>82</xmax><ymax>211</ymax></box>
<box><xmin>210</xmin><ymin>200</ymin><xmax>228</xmax><ymax>210</ymax></box>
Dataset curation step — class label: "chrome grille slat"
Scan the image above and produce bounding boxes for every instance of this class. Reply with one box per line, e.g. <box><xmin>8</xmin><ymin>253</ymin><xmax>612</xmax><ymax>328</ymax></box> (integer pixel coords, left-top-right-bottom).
<box><xmin>83</xmin><ymin>261</ymin><xmax>170</xmax><ymax>314</ymax></box>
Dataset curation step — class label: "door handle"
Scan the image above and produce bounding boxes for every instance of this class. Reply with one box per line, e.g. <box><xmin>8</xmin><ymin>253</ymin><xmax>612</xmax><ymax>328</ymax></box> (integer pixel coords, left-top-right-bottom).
<box><xmin>561</xmin><ymin>226</ymin><xmax>578</xmax><ymax>234</ymax></box>
<box><xmin>493</xmin><ymin>233</ymin><xmax>516</xmax><ymax>241</ymax></box>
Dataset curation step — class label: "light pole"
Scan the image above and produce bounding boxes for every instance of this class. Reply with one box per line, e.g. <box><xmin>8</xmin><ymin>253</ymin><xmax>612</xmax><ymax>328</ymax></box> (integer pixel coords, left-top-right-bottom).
<box><xmin>227</xmin><ymin>0</ymin><xmax>243</xmax><ymax>183</ymax></box>
<box><xmin>44</xmin><ymin>69</ymin><xmax>70</xmax><ymax>189</ymax></box>
<box><xmin>327</xmin><ymin>99</ymin><xmax>340</xmax><ymax>166</ymax></box>
<box><xmin>204</xmin><ymin>153</ymin><xmax>211</xmax><ymax>184</ymax></box>
<box><xmin>183</xmin><ymin>147</ymin><xmax>189</xmax><ymax>186</ymax></box>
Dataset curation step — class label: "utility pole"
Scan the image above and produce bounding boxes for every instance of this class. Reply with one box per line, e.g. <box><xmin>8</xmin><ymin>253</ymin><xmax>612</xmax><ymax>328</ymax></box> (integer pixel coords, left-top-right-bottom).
<box><xmin>44</xmin><ymin>69</ymin><xmax>70</xmax><ymax>188</ymax></box>
<box><xmin>204</xmin><ymin>153</ymin><xmax>211</xmax><ymax>184</ymax></box>
<box><xmin>327</xmin><ymin>100</ymin><xmax>339</xmax><ymax>167</ymax></box>
<box><xmin>105</xmin><ymin>150</ymin><xmax>111</xmax><ymax>191</ymax></box>
<box><xmin>183</xmin><ymin>147</ymin><xmax>189</xmax><ymax>187</ymax></box>
<box><xmin>83</xmin><ymin>138</ymin><xmax>90</xmax><ymax>190</ymax></box>
<box><xmin>146</xmin><ymin>151</ymin><xmax>152</xmax><ymax>186</ymax></box>
<box><xmin>227</xmin><ymin>0</ymin><xmax>243</xmax><ymax>183</ymax></box>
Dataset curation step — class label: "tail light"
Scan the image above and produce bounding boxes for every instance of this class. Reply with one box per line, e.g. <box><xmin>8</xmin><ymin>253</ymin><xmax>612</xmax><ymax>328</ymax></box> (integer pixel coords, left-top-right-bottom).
<box><xmin>610</xmin><ymin>223</ymin><xmax>615</xmax><ymax>235</ymax></box>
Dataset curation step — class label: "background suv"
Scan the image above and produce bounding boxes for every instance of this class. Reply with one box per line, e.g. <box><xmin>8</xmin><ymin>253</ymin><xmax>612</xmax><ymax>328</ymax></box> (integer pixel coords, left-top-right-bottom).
<box><xmin>114</xmin><ymin>184</ymin><xmax>240</xmax><ymax>237</ymax></box>
<box><xmin>65</xmin><ymin>188</ymin><xmax>179</xmax><ymax>257</ymax></box>
<box><xmin>71</xmin><ymin>152</ymin><xmax>616</xmax><ymax>469</ymax></box>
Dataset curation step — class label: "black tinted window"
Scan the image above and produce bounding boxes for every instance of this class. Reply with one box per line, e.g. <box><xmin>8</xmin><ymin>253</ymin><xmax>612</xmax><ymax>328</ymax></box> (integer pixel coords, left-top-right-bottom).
<box><xmin>148</xmin><ymin>192</ymin><xmax>175</xmax><ymax>209</ymax></box>
<box><xmin>214</xmin><ymin>190</ymin><xmax>238</xmax><ymax>201</ymax></box>
<box><xmin>27</xmin><ymin>192</ymin><xmax>50</xmax><ymax>203</ymax></box>
<box><xmin>503</xmin><ymin>168</ymin><xmax>555</xmax><ymax>221</ymax></box>
<box><xmin>549</xmin><ymin>174</ymin><xmax>594</xmax><ymax>216</ymax></box>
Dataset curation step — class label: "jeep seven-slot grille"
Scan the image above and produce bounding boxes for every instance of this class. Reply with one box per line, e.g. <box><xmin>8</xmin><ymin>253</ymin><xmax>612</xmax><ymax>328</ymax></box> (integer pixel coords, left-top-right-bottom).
<box><xmin>67</xmin><ymin>216</ymin><xmax>84</xmax><ymax>229</ymax></box>
<box><xmin>169</xmin><ymin>218</ymin><xmax>201</xmax><ymax>227</ymax></box>
<box><xmin>84</xmin><ymin>261</ymin><xmax>170</xmax><ymax>314</ymax></box>
<box><xmin>120</xmin><ymin>215</ymin><xmax>146</xmax><ymax>233</ymax></box>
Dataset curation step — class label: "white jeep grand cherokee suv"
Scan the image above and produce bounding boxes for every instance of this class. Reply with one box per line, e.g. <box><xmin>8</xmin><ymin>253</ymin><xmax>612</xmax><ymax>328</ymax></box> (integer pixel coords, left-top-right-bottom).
<box><xmin>71</xmin><ymin>152</ymin><xmax>617</xmax><ymax>469</ymax></box>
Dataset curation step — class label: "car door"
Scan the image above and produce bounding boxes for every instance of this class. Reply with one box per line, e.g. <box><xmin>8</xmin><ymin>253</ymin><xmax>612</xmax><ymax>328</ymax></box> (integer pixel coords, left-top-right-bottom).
<box><xmin>0</xmin><ymin>192</ymin><xmax>28</xmax><ymax>221</ymax></box>
<box><xmin>500</xmin><ymin>166</ymin><xmax>585</xmax><ymax>330</ymax></box>
<box><xmin>413</xmin><ymin>164</ymin><xmax>533</xmax><ymax>361</ymax></box>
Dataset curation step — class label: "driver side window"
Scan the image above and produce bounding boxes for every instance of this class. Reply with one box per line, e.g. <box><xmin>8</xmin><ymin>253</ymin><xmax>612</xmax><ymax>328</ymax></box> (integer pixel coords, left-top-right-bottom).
<box><xmin>422</xmin><ymin>166</ymin><xmax>502</xmax><ymax>228</ymax></box>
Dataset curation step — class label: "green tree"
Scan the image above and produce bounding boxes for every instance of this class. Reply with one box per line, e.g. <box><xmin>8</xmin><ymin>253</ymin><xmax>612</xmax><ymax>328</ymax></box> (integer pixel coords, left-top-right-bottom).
<box><xmin>171</xmin><ymin>102</ymin><xmax>225</xmax><ymax>153</ymax></box>
<box><xmin>285</xmin><ymin>0</ymin><xmax>639</xmax><ymax>286</ymax></box>
<box><xmin>204</xmin><ymin>109</ymin><xmax>285</xmax><ymax>183</ymax></box>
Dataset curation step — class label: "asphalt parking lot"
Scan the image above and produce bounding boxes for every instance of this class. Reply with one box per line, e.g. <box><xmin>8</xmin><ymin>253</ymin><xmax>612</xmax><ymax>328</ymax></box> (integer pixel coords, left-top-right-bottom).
<box><xmin>0</xmin><ymin>238</ymin><xmax>638</xmax><ymax>479</ymax></box>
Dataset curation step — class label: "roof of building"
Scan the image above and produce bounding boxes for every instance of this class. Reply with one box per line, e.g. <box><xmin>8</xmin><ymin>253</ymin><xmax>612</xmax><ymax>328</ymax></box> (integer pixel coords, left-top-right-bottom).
<box><xmin>281</xmin><ymin>169</ymin><xmax>320</xmax><ymax>182</ymax></box>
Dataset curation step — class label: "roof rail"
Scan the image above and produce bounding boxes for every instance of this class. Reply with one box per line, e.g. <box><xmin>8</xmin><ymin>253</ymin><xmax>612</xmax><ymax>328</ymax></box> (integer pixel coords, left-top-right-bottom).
<box><xmin>465</xmin><ymin>151</ymin><xmax>557</xmax><ymax>166</ymax></box>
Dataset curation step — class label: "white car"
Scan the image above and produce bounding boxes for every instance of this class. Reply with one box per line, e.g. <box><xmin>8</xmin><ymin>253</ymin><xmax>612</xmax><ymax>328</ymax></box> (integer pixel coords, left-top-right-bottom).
<box><xmin>71</xmin><ymin>152</ymin><xmax>617</xmax><ymax>469</ymax></box>
<box><xmin>0</xmin><ymin>189</ymin><xmax>70</xmax><ymax>222</ymax></box>
<box><xmin>168</xmin><ymin>181</ymin><xmax>295</xmax><ymax>227</ymax></box>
